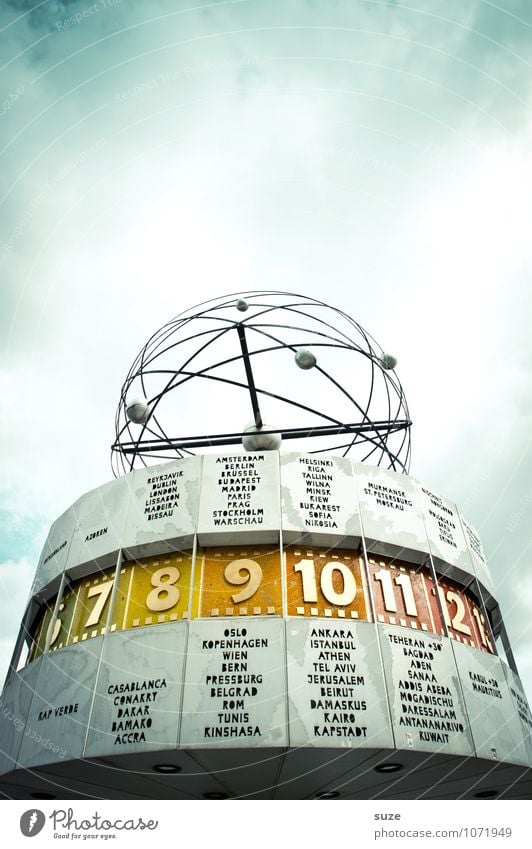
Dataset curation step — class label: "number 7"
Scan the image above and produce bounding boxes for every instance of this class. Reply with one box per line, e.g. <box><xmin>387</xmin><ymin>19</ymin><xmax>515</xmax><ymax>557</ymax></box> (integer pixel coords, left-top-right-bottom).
<box><xmin>85</xmin><ymin>580</ymin><xmax>113</xmax><ymax>628</ymax></box>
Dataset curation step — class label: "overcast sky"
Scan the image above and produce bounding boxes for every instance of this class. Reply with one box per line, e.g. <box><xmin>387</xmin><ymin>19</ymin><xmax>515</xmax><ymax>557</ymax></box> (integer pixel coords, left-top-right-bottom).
<box><xmin>1</xmin><ymin>0</ymin><xmax>532</xmax><ymax>724</ymax></box>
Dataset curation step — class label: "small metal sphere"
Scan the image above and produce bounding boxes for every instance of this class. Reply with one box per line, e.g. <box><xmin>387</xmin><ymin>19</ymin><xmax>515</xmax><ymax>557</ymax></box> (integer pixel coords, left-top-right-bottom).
<box><xmin>242</xmin><ymin>424</ymin><xmax>282</xmax><ymax>452</ymax></box>
<box><xmin>236</xmin><ymin>299</ymin><xmax>249</xmax><ymax>312</ymax></box>
<box><xmin>295</xmin><ymin>348</ymin><xmax>317</xmax><ymax>370</ymax></box>
<box><xmin>380</xmin><ymin>353</ymin><xmax>397</xmax><ymax>370</ymax></box>
<box><xmin>126</xmin><ymin>398</ymin><xmax>150</xmax><ymax>424</ymax></box>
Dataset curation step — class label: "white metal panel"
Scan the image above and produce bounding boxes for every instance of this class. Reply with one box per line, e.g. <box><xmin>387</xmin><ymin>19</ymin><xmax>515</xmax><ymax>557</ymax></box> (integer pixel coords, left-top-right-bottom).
<box><xmin>180</xmin><ymin>618</ymin><xmax>287</xmax><ymax>748</ymax></box>
<box><xmin>85</xmin><ymin>622</ymin><xmax>187</xmax><ymax>758</ymax></box>
<box><xmin>452</xmin><ymin>641</ymin><xmax>530</xmax><ymax>765</ymax></box>
<box><xmin>281</xmin><ymin>452</ymin><xmax>361</xmax><ymax>547</ymax></box>
<box><xmin>378</xmin><ymin>624</ymin><xmax>474</xmax><ymax>757</ymax></box>
<box><xmin>31</xmin><ymin>507</ymin><xmax>77</xmax><ymax>596</ymax></box>
<box><xmin>286</xmin><ymin>619</ymin><xmax>393</xmax><ymax>749</ymax></box>
<box><xmin>122</xmin><ymin>456</ymin><xmax>201</xmax><ymax>558</ymax></box>
<box><xmin>66</xmin><ymin>477</ymin><xmax>130</xmax><ymax>573</ymax></box>
<box><xmin>503</xmin><ymin>665</ymin><xmax>532</xmax><ymax>765</ymax></box>
<box><xmin>417</xmin><ymin>484</ymin><xmax>472</xmax><ymax>577</ymax></box>
<box><xmin>197</xmin><ymin>452</ymin><xmax>280</xmax><ymax>544</ymax></box>
<box><xmin>354</xmin><ymin>465</ymin><xmax>428</xmax><ymax>564</ymax></box>
<box><xmin>17</xmin><ymin>638</ymin><xmax>104</xmax><ymax>768</ymax></box>
<box><xmin>0</xmin><ymin>659</ymin><xmax>42</xmax><ymax>776</ymax></box>
<box><xmin>459</xmin><ymin>513</ymin><xmax>497</xmax><ymax>599</ymax></box>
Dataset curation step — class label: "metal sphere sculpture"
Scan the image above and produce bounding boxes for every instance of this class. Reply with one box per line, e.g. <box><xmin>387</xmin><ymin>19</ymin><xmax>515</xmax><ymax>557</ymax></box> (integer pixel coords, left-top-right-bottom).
<box><xmin>111</xmin><ymin>292</ymin><xmax>411</xmax><ymax>476</ymax></box>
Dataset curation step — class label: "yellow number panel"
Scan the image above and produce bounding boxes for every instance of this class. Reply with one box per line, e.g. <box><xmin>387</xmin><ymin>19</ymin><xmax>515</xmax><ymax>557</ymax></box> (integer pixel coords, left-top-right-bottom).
<box><xmin>118</xmin><ymin>552</ymin><xmax>193</xmax><ymax>630</ymax></box>
<box><xmin>197</xmin><ymin>546</ymin><xmax>282</xmax><ymax>618</ymax></box>
<box><xmin>28</xmin><ymin>584</ymin><xmax>78</xmax><ymax>661</ymax></box>
<box><xmin>285</xmin><ymin>546</ymin><xmax>370</xmax><ymax>621</ymax></box>
<box><xmin>66</xmin><ymin>567</ymin><xmax>118</xmax><ymax>645</ymax></box>
<box><xmin>47</xmin><ymin>585</ymin><xmax>79</xmax><ymax>651</ymax></box>
<box><xmin>28</xmin><ymin>602</ymin><xmax>54</xmax><ymax>662</ymax></box>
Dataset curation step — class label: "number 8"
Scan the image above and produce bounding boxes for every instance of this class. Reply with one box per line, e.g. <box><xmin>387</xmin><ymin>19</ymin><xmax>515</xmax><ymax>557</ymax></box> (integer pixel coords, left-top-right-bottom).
<box><xmin>146</xmin><ymin>566</ymin><xmax>180</xmax><ymax>612</ymax></box>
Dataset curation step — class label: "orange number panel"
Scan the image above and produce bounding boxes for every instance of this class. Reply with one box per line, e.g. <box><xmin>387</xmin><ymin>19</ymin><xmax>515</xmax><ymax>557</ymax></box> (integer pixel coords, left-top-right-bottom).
<box><xmin>198</xmin><ymin>546</ymin><xmax>282</xmax><ymax>617</ymax></box>
<box><xmin>285</xmin><ymin>546</ymin><xmax>369</xmax><ymax>620</ymax></box>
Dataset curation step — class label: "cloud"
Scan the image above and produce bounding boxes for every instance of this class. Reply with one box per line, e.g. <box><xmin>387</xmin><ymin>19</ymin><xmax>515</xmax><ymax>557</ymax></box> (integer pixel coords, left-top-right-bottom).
<box><xmin>0</xmin><ymin>558</ymin><xmax>34</xmax><ymax>688</ymax></box>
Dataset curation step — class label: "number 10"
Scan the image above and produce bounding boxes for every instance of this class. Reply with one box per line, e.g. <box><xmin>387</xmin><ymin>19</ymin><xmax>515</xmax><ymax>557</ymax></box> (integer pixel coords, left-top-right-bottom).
<box><xmin>294</xmin><ymin>558</ymin><xmax>357</xmax><ymax>606</ymax></box>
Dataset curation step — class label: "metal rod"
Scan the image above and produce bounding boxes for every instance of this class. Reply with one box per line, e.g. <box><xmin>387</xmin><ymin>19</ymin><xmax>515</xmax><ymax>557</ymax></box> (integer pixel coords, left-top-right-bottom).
<box><xmin>113</xmin><ymin>418</ymin><xmax>412</xmax><ymax>453</ymax></box>
<box><xmin>236</xmin><ymin>323</ymin><xmax>263</xmax><ymax>429</ymax></box>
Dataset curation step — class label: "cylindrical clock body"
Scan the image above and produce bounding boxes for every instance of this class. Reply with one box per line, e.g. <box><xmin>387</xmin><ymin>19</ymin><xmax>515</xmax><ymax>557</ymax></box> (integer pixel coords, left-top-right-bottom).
<box><xmin>1</xmin><ymin>452</ymin><xmax>531</xmax><ymax>799</ymax></box>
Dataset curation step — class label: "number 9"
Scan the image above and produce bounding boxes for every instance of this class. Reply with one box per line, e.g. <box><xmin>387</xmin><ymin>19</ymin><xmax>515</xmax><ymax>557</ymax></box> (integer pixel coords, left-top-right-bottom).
<box><xmin>224</xmin><ymin>559</ymin><xmax>262</xmax><ymax>603</ymax></box>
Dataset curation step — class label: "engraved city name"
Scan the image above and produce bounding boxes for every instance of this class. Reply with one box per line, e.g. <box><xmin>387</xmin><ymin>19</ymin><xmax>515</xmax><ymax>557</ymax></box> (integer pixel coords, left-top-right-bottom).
<box><xmin>202</xmin><ymin>627</ymin><xmax>268</xmax><ymax>738</ymax></box>
<box><xmin>142</xmin><ymin>470</ymin><xmax>184</xmax><ymax>521</ymax></box>
<box><xmin>389</xmin><ymin>633</ymin><xmax>467</xmax><ymax>746</ymax></box>
<box><xmin>209</xmin><ymin>456</ymin><xmax>268</xmax><ymax>527</ymax></box>
<box><xmin>107</xmin><ymin>678</ymin><xmax>168</xmax><ymax>745</ymax></box>
<box><xmin>302</xmin><ymin>626</ymin><xmax>371</xmax><ymax>739</ymax></box>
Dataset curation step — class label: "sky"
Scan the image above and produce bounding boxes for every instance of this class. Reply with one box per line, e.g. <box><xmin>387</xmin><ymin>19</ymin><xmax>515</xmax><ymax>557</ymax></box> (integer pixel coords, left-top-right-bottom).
<box><xmin>1</xmin><ymin>0</ymin><xmax>532</xmax><ymax>735</ymax></box>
